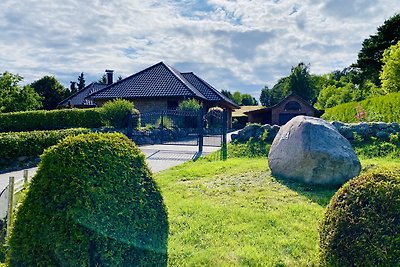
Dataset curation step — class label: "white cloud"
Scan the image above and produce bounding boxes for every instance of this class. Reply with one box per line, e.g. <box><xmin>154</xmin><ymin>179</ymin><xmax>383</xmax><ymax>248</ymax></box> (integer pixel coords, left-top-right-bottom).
<box><xmin>0</xmin><ymin>0</ymin><xmax>398</xmax><ymax>99</ymax></box>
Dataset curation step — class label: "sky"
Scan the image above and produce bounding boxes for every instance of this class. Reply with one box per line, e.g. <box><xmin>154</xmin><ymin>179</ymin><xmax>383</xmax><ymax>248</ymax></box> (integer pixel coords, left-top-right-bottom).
<box><xmin>0</xmin><ymin>0</ymin><xmax>399</xmax><ymax>99</ymax></box>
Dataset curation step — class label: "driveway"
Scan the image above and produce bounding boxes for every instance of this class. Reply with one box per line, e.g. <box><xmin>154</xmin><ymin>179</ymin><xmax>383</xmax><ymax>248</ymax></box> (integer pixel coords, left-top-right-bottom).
<box><xmin>0</xmin><ymin>144</ymin><xmax>220</xmax><ymax>193</ymax></box>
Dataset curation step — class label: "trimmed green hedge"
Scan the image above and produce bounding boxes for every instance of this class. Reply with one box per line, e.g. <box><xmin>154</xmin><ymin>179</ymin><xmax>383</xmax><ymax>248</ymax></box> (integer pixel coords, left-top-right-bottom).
<box><xmin>322</xmin><ymin>92</ymin><xmax>400</xmax><ymax>123</ymax></box>
<box><xmin>0</xmin><ymin>128</ymin><xmax>91</xmax><ymax>166</ymax></box>
<box><xmin>7</xmin><ymin>133</ymin><xmax>168</xmax><ymax>266</ymax></box>
<box><xmin>0</xmin><ymin>105</ymin><xmax>140</xmax><ymax>132</ymax></box>
<box><xmin>319</xmin><ymin>167</ymin><xmax>400</xmax><ymax>266</ymax></box>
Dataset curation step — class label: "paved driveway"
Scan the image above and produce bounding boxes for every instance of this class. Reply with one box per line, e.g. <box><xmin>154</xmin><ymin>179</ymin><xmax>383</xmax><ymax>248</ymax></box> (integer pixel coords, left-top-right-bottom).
<box><xmin>0</xmin><ymin>144</ymin><xmax>220</xmax><ymax>193</ymax></box>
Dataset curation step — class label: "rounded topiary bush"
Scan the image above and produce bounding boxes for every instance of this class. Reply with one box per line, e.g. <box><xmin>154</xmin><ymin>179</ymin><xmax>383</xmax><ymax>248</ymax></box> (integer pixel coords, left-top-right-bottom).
<box><xmin>7</xmin><ymin>133</ymin><xmax>168</xmax><ymax>266</ymax></box>
<box><xmin>319</xmin><ymin>167</ymin><xmax>400</xmax><ymax>266</ymax></box>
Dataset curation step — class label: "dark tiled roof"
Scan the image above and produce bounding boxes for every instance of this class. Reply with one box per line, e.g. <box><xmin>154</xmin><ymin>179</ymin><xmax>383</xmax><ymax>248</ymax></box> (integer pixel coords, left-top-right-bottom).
<box><xmin>182</xmin><ymin>72</ymin><xmax>240</xmax><ymax>108</ymax></box>
<box><xmin>89</xmin><ymin>62</ymin><xmax>206</xmax><ymax>100</ymax></box>
<box><xmin>58</xmin><ymin>82</ymin><xmax>107</xmax><ymax>107</ymax></box>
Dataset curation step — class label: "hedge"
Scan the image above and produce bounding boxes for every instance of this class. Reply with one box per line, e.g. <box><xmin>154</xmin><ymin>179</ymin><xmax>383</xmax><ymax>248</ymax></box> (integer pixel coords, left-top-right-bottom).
<box><xmin>322</xmin><ymin>92</ymin><xmax>400</xmax><ymax>123</ymax></box>
<box><xmin>7</xmin><ymin>133</ymin><xmax>168</xmax><ymax>266</ymax></box>
<box><xmin>0</xmin><ymin>105</ymin><xmax>140</xmax><ymax>132</ymax></box>
<box><xmin>0</xmin><ymin>128</ymin><xmax>92</xmax><ymax>167</ymax></box>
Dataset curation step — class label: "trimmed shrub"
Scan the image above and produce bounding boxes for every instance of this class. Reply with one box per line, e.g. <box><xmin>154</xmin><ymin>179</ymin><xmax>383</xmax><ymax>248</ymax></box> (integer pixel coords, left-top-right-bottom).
<box><xmin>7</xmin><ymin>133</ymin><xmax>168</xmax><ymax>266</ymax></box>
<box><xmin>101</xmin><ymin>99</ymin><xmax>139</xmax><ymax>129</ymax></box>
<box><xmin>319</xmin><ymin>167</ymin><xmax>400</xmax><ymax>266</ymax></box>
<box><xmin>0</xmin><ymin>128</ymin><xmax>91</xmax><ymax>167</ymax></box>
<box><xmin>0</xmin><ymin>108</ymin><xmax>103</xmax><ymax>132</ymax></box>
<box><xmin>0</xmin><ymin>104</ymin><xmax>140</xmax><ymax>133</ymax></box>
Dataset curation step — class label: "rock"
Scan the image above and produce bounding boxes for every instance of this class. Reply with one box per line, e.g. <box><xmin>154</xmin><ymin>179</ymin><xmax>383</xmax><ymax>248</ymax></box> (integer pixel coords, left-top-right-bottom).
<box><xmin>268</xmin><ymin>116</ymin><xmax>361</xmax><ymax>186</ymax></box>
<box><xmin>376</xmin><ymin>131</ymin><xmax>390</xmax><ymax>142</ymax></box>
<box><xmin>337</xmin><ymin>126</ymin><xmax>354</xmax><ymax>140</ymax></box>
<box><xmin>236</xmin><ymin>124</ymin><xmax>263</xmax><ymax>142</ymax></box>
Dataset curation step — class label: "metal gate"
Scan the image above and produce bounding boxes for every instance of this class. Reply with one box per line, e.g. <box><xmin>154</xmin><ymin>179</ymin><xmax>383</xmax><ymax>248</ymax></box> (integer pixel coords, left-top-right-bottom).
<box><xmin>131</xmin><ymin>108</ymin><xmax>227</xmax><ymax>158</ymax></box>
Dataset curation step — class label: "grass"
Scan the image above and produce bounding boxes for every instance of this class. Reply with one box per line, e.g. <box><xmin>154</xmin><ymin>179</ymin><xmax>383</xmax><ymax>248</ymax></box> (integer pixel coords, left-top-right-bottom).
<box><xmin>155</xmin><ymin>158</ymin><xmax>329</xmax><ymax>266</ymax></box>
<box><xmin>154</xmin><ymin>156</ymin><xmax>400</xmax><ymax>266</ymax></box>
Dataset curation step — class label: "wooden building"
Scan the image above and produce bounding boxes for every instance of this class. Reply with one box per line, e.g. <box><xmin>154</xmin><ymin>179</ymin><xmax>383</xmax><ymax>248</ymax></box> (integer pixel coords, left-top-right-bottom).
<box><xmin>245</xmin><ymin>93</ymin><xmax>323</xmax><ymax>126</ymax></box>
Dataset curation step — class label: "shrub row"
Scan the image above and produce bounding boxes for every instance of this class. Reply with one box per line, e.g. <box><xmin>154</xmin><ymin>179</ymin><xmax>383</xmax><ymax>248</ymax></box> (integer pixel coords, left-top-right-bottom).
<box><xmin>0</xmin><ymin>100</ymin><xmax>140</xmax><ymax>132</ymax></box>
<box><xmin>0</xmin><ymin>128</ymin><xmax>92</xmax><ymax>166</ymax></box>
<box><xmin>322</xmin><ymin>92</ymin><xmax>400</xmax><ymax>123</ymax></box>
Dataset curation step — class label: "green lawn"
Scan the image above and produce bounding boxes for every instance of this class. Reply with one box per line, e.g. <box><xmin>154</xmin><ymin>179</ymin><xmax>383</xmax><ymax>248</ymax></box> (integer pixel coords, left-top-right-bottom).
<box><xmin>154</xmin><ymin>157</ymin><xmax>400</xmax><ymax>266</ymax></box>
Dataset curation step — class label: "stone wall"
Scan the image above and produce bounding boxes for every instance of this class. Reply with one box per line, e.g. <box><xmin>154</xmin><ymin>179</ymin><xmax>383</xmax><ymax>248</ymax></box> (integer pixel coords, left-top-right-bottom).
<box><xmin>231</xmin><ymin>121</ymin><xmax>400</xmax><ymax>143</ymax></box>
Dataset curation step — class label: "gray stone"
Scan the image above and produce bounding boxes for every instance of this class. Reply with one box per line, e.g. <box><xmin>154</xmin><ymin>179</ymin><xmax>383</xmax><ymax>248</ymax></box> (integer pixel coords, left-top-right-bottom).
<box><xmin>268</xmin><ymin>116</ymin><xmax>361</xmax><ymax>186</ymax></box>
<box><xmin>376</xmin><ymin>131</ymin><xmax>390</xmax><ymax>142</ymax></box>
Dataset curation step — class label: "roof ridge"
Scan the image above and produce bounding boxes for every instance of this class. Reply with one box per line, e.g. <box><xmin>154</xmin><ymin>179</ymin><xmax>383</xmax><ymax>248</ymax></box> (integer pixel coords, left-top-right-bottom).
<box><xmin>186</xmin><ymin>72</ymin><xmax>240</xmax><ymax>108</ymax></box>
<box><xmin>88</xmin><ymin>62</ymin><xmax>166</xmax><ymax>98</ymax></box>
<box><xmin>163</xmin><ymin>63</ymin><xmax>206</xmax><ymax>100</ymax></box>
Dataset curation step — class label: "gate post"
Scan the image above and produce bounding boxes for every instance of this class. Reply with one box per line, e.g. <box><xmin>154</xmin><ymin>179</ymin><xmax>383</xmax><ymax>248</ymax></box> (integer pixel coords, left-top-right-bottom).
<box><xmin>126</xmin><ymin>110</ymin><xmax>133</xmax><ymax>139</ymax></box>
<box><xmin>222</xmin><ymin>109</ymin><xmax>228</xmax><ymax>160</ymax></box>
<box><xmin>160</xmin><ymin>110</ymin><xmax>164</xmax><ymax>144</ymax></box>
<box><xmin>198</xmin><ymin>108</ymin><xmax>204</xmax><ymax>155</ymax></box>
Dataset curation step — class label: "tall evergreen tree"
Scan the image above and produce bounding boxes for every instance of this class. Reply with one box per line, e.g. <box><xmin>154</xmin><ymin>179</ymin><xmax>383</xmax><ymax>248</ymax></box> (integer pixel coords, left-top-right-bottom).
<box><xmin>77</xmin><ymin>72</ymin><xmax>86</xmax><ymax>90</ymax></box>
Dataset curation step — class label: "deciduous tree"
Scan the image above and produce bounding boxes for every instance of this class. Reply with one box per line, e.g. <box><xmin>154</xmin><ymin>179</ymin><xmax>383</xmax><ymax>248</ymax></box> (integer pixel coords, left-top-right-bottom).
<box><xmin>31</xmin><ymin>76</ymin><xmax>68</xmax><ymax>110</ymax></box>
<box><xmin>0</xmin><ymin>72</ymin><xmax>42</xmax><ymax>112</ymax></box>
<box><xmin>380</xmin><ymin>40</ymin><xmax>400</xmax><ymax>93</ymax></box>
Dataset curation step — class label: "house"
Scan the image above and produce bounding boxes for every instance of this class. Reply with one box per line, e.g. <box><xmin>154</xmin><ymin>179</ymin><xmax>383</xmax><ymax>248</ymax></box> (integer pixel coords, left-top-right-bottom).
<box><xmin>85</xmin><ymin>62</ymin><xmax>239</xmax><ymax>125</ymax></box>
<box><xmin>244</xmin><ymin>93</ymin><xmax>323</xmax><ymax>126</ymax></box>
<box><xmin>58</xmin><ymin>82</ymin><xmax>108</xmax><ymax>108</ymax></box>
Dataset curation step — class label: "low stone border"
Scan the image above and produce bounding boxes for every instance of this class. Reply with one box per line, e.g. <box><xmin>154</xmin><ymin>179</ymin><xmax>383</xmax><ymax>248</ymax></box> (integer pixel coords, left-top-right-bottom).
<box><xmin>231</xmin><ymin>121</ymin><xmax>400</xmax><ymax>143</ymax></box>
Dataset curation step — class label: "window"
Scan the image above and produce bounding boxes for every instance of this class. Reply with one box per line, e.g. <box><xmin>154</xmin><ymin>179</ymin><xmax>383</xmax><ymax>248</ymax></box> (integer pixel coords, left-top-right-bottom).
<box><xmin>284</xmin><ymin>101</ymin><xmax>301</xmax><ymax>111</ymax></box>
<box><xmin>167</xmin><ymin>100</ymin><xmax>179</xmax><ymax>110</ymax></box>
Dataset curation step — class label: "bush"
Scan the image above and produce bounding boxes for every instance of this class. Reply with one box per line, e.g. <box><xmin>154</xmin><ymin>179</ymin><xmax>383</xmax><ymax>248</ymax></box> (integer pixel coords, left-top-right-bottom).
<box><xmin>101</xmin><ymin>99</ymin><xmax>139</xmax><ymax>129</ymax></box>
<box><xmin>7</xmin><ymin>133</ymin><xmax>168</xmax><ymax>266</ymax></box>
<box><xmin>0</xmin><ymin>128</ymin><xmax>91</xmax><ymax>167</ymax></box>
<box><xmin>177</xmin><ymin>99</ymin><xmax>201</xmax><ymax>112</ymax></box>
<box><xmin>319</xmin><ymin>167</ymin><xmax>400</xmax><ymax>266</ymax></box>
<box><xmin>206</xmin><ymin>107</ymin><xmax>223</xmax><ymax>128</ymax></box>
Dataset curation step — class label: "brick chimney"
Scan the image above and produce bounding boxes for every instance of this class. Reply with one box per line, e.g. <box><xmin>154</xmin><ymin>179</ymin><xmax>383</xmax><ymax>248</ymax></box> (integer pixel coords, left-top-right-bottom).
<box><xmin>105</xmin><ymin>69</ymin><xmax>114</xmax><ymax>85</ymax></box>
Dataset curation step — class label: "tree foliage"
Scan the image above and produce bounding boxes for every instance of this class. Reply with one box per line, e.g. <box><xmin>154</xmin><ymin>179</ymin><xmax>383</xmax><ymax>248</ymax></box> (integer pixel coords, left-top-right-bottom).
<box><xmin>355</xmin><ymin>13</ymin><xmax>400</xmax><ymax>86</ymax></box>
<box><xmin>30</xmin><ymin>76</ymin><xmax>69</xmax><ymax>110</ymax></box>
<box><xmin>380</xmin><ymin>40</ymin><xmax>400</xmax><ymax>93</ymax></box>
<box><xmin>77</xmin><ymin>72</ymin><xmax>86</xmax><ymax>90</ymax></box>
<box><xmin>284</xmin><ymin>62</ymin><xmax>318</xmax><ymax>104</ymax></box>
<box><xmin>221</xmin><ymin>90</ymin><xmax>257</xmax><ymax>106</ymax></box>
<box><xmin>0</xmin><ymin>72</ymin><xmax>42</xmax><ymax>113</ymax></box>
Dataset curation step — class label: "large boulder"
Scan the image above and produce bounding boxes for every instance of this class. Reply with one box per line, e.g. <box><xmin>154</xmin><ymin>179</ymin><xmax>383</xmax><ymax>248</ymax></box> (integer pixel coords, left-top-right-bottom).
<box><xmin>268</xmin><ymin>116</ymin><xmax>361</xmax><ymax>185</ymax></box>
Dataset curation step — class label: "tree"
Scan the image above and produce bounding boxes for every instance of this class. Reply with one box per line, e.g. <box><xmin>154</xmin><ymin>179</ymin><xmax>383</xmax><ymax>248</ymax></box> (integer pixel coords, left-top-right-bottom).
<box><xmin>241</xmin><ymin>93</ymin><xmax>258</xmax><ymax>105</ymax></box>
<box><xmin>221</xmin><ymin>90</ymin><xmax>233</xmax><ymax>100</ymax></box>
<box><xmin>31</xmin><ymin>76</ymin><xmax>69</xmax><ymax>110</ymax></box>
<box><xmin>69</xmin><ymin>81</ymin><xmax>77</xmax><ymax>94</ymax></box>
<box><xmin>0</xmin><ymin>72</ymin><xmax>42</xmax><ymax>113</ymax></box>
<box><xmin>380</xmin><ymin>40</ymin><xmax>400</xmax><ymax>93</ymax></box>
<box><xmin>232</xmin><ymin>91</ymin><xmax>242</xmax><ymax>105</ymax></box>
<box><xmin>99</xmin><ymin>74</ymin><xmax>107</xmax><ymax>84</ymax></box>
<box><xmin>259</xmin><ymin>79</ymin><xmax>286</xmax><ymax>107</ymax></box>
<box><xmin>77</xmin><ymin>72</ymin><xmax>86</xmax><ymax>90</ymax></box>
<box><xmin>284</xmin><ymin>62</ymin><xmax>318</xmax><ymax>103</ymax></box>
<box><xmin>355</xmin><ymin>13</ymin><xmax>400</xmax><ymax>86</ymax></box>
